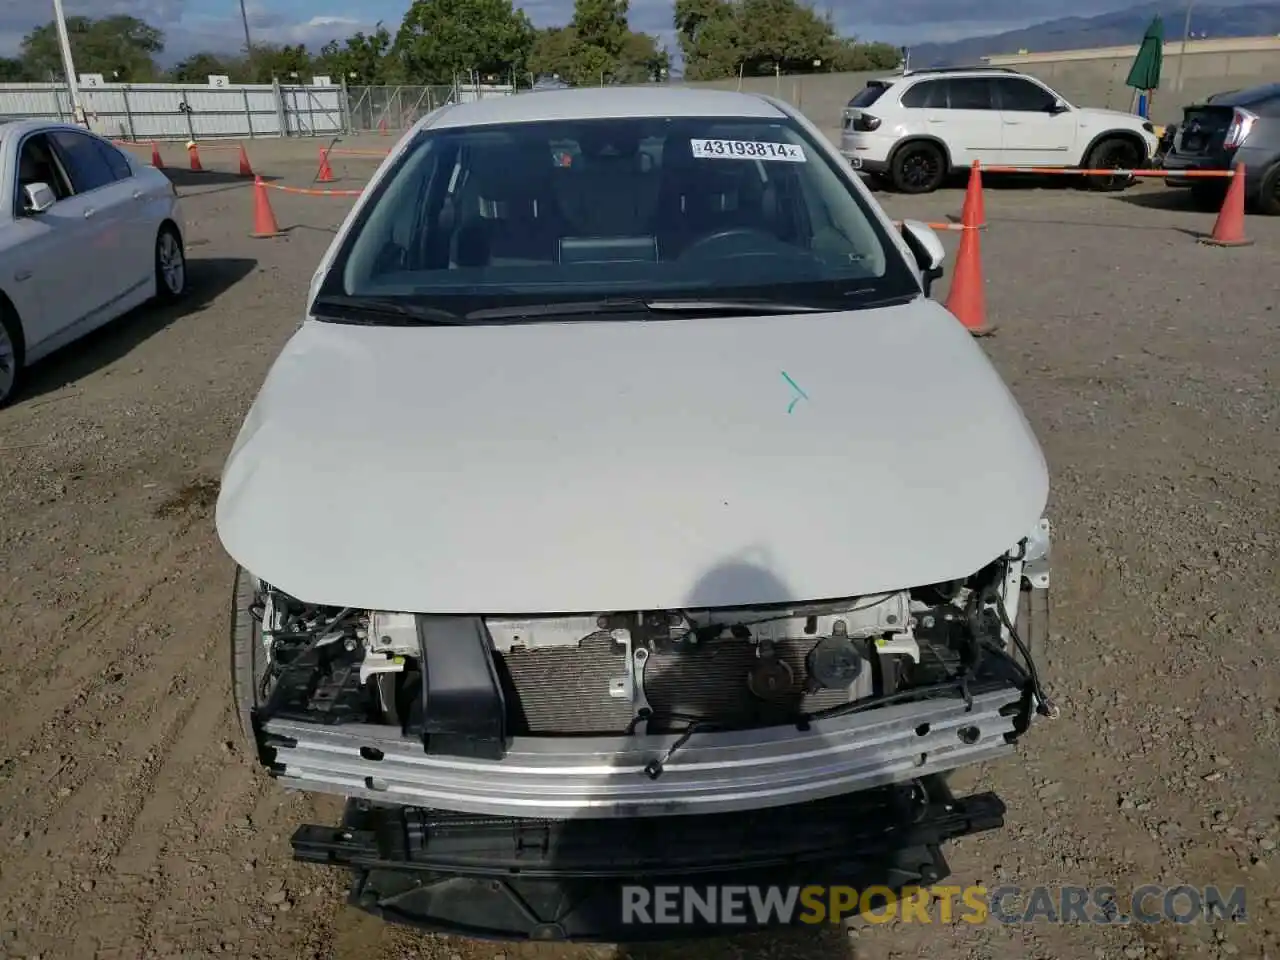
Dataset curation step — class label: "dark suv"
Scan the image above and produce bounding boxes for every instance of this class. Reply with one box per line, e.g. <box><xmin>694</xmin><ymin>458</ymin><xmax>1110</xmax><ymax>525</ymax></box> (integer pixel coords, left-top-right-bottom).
<box><xmin>1163</xmin><ymin>81</ymin><xmax>1280</xmax><ymax>214</ymax></box>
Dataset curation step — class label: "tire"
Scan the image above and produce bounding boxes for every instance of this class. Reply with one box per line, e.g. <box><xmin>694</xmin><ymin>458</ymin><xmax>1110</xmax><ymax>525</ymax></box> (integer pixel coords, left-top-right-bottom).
<box><xmin>229</xmin><ymin>565</ymin><xmax>270</xmax><ymax>759</ymax></box>
<box><xmin>890</xmin><ymin>141</ymin><xmax>947</xmax><ymax>194</ymax></box>
<box><xmin>0</xmin><ymin>303</ymin><xmax>26</xmax><ymax>410</ymax></box>
<box><xmin>1082</xmin><ymin>136</ymin><xmax>1144</xmax><ymax>191</ymax></box>
<box><xmin>1258</xmin><ymin>162</ymin><xmax>1280</xmax><ymax>217</ymax></box>
<box><xmin>864</xmin><ymin>171</ymin><xmax>891</xmax><ymax>192</ymax></box>
<box><xmin>154</xmin><ymin>224</ymin><xmax>187</xmax><ymax>302</ymax></box>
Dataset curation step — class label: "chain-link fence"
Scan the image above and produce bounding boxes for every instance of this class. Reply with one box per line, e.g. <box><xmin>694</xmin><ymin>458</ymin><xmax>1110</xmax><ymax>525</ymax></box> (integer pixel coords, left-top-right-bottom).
<box><xmin>345</xmin><ymin>81</ymin><xmax>516</xmax><ymax>133</ymax></box>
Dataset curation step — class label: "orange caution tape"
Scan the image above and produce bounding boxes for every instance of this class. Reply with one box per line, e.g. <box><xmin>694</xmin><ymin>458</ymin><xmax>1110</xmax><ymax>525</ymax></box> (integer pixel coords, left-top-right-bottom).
<box><xmin>265</xmin><ymin>183</ymin><xmax>364</xmax><ymax>197</ymax></box>
<box><xmin>891</xmin><ymin>220</ymin><xmax>972</xmax><ymax>232</ymax></box>
<box><xmin>981</xmin><ymin>165</ymin><xmax>1234</xmax><ymax>177</ymax></box>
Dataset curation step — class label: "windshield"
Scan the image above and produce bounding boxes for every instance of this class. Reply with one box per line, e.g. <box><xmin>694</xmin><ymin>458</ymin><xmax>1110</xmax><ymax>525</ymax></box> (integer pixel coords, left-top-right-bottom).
<box><xmin>319</xmin><ymin>114</ymin><xmax>919</xmax><ymax>323</ymax></box>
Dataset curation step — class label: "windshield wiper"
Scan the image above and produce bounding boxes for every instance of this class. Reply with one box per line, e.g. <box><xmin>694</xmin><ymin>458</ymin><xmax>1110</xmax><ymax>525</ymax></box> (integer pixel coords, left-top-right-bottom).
<box><xmin>313</xmin><ymin>293</ymin><xmax>880</xmax><ymax>327</ymax></box>
<box><xmin>463</xmin><ymin>298</ymin><xmax>654</xmax><ymax>322</ymax></box>
<box><xmin>645</xmin><ymin>298</ymin><xmax>834</xmax><ymax>314</ymax></box>
<box><xmin>465</xmin><ymin>297</ymin><xmax>834</xmax><ymax>323</ymax></box>
<box><xmin>841</xmin><ymin>291</ymin><xmax>920</xmax><ymax>309</ymax></box>
<box><xmin>310</xmin><ymin>295</ymin><xmax>466</xmax><ymax>326</ymax></box>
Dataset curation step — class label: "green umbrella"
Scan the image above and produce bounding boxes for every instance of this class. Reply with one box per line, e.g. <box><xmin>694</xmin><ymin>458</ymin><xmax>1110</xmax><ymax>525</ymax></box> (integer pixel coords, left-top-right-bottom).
<box><xmin>1125</xmin><ymin>15</ymin><xmax>1164</xmax><ymax>90</ymax></box>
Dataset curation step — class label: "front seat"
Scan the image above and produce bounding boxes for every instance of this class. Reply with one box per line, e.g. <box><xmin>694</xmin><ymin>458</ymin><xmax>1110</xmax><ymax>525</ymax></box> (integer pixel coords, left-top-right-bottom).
<box><xmin>453</xmin><ymin>143</ymin><xmax>556</xmax><ymax>268</ymax></box>
<box><xmin>553</xmin><ymin>130</ymin><xmax>660</xmax><ymax>238</ymax></box>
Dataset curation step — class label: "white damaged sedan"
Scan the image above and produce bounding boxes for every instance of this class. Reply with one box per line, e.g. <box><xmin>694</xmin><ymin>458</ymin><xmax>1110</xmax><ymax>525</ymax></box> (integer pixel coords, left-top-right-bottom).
<box><xmin>216</xmin><ymin>87</ymin><xmax>1053</xmax><ymax>940</ymax></box>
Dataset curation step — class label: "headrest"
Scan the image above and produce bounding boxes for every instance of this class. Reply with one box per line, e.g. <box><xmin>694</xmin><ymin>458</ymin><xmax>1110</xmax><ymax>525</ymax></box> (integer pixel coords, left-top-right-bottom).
<box><xmin>578</xmin><ymin>124</ymin><xmax>641</xmax><ymax>160</ymax></box>
<box><xmin>466</xmin><ymin>143</ymin><xmax>543</xmax><ymax>215</ymax></box>
<box><xmin>683</xmin><ymin>165</ymin><xmax>748</xmax><ymax>210</ymax></box>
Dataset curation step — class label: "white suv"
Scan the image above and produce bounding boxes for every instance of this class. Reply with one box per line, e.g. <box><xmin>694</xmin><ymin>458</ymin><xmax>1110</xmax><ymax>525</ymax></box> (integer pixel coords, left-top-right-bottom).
<box><xmin>840</xmin><ymin>67</ymin><xmax>1159</xmax><ymax>193</ymax></box>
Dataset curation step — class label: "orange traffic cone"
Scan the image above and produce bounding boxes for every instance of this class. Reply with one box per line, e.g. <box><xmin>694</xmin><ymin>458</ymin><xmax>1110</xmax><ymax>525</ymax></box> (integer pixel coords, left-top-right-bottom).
<box><xmin>187</xmin><ymin>141</ymin><xmax>203</xmax><ymax>172</ymax></box>
<box><xmin>960</xmin><ymin>161</ymin><xmax>986</xmax><ymax>229</ymax></box>
<box><xmin>249</xmin><ymin>176</ymin><xmax>281</xmax><ymax>239</ymax></box>
<box><xmin>1199</xmin><ymin>163</ymin><xmax>1252</xmax><ymax>247</ymax></box>
<box><xmin>150</xmin><ymin>140</ymin><xmax>164</xmax><ymax>169</ymax></box>
<box><xmin>237</xmin><ymin>144</ymin><xmax>254</xmax><ymax>177</ymax></box>
<box><xmin>945</xmin><ymin>224</ymin><xmax>994</xmax><ymax>337</ymax></box>
<box><xmin>317</xmin><ymin>147</ymin><xmax>334</xmax><ymax>183</ymax></box>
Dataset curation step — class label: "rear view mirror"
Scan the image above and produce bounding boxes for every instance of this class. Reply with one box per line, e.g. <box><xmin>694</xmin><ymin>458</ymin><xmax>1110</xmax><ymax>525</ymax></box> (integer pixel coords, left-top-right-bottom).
<box><xmin>899</xmin><ymin>219</ymin><xmax>946</xmax><ymax>295</ymax></box>
<box><xmin>1048</xmin><ymin>99</ymin><xmax>1069</xmax><ymax>114</ymax></box>
<box><xmin>22</xmin><ymin>182</ymin><xmax>55</xmax><ymax>214</ymax></box>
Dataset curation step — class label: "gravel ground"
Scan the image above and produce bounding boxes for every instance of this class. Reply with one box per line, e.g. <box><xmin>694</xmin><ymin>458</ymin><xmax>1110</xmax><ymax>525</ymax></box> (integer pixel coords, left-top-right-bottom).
<box><xmin>1</xmin><ymin>133</ymin><xmax>1278</xmax><ymax>960</ymax></box>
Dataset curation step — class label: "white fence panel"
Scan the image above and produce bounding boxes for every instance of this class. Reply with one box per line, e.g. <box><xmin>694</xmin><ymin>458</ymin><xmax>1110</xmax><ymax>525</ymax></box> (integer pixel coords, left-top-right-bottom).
<box><xmin>0</xmin><ymin>86</ymin><xmax>72</xmax><ymax>121</ymax></box>
<box><xmin>0</xmin><ymin>82</ymin><xmax>345</xmax><ymax>140</ymax></box>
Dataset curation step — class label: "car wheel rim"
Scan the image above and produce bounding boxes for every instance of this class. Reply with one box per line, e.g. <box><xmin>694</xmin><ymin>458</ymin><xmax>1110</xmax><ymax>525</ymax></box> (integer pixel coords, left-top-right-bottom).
<box><xmin>159</xmin><ymin>233</ymin><xmax>185</xmax><ymax>294</ymax></box>
<box><xmin>903</xmin><ymin>153</ymin><xmax>938</xmax><ymax>188</ymax></box>
<box><xmin>0</xmin><ymin>323</ymin><xmax>15</xmax><ymax>400</ymax></box>
<box><xmin>1097</xmin><ymin>145</ymin><xmax>1138</xmax><ymax>186</ymax></box>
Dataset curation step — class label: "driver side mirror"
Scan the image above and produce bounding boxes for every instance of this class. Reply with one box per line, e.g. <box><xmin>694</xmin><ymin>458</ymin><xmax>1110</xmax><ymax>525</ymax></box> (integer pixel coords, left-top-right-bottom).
<box><xmin>899</xmin><ymin>219</ymin><xmax>946</xmax><ymax>296</ymax></box>
<box><xmin>1047</xmin><ymin>98</ymin><xmax>1070</xmax><ymax>115</ymax></box>
<box><xmin>22</xmin><ymin>182</ymin><xmax>56</xmax><ymax>215</ymax></box>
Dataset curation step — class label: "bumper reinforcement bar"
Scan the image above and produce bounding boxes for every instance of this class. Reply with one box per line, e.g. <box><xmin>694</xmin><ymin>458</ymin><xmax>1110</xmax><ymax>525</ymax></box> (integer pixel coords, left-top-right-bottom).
<box><xmin>291</xmin><ymin>775</ymin><xmax>1006</xmax><ymax>941</ymax></box>
<box><xmin>262</xmin><ymin>685</ymin><xmax>1024</xmax><ymax>819</ymax></box>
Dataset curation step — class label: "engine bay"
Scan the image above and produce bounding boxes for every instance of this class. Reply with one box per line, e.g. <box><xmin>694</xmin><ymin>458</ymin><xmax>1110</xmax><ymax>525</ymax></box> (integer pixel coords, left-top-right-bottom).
<box><xmin>242</xmin><ymin>550</ymin><xmax>1046</xmax><ymax>744</ymax></box>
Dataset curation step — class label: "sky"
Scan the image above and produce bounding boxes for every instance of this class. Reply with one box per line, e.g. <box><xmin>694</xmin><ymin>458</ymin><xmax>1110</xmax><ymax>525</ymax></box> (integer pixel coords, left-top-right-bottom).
<box><xmin>0</xmin><ymin>0</ymin><xmax>1237</xmax><ymax>62</ymax></box>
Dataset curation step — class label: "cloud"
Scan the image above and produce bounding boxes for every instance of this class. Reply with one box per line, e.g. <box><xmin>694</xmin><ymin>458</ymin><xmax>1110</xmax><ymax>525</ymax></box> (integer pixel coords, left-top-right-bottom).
<box><xmin>3</xmin><ymin>0</ymin><xmax>1262</xmax><ymax>63</ymax></box>
<box><xmin>0</xmin><ymin>0</ymin><xmax>379</xmax><ymax>60</ymax></box>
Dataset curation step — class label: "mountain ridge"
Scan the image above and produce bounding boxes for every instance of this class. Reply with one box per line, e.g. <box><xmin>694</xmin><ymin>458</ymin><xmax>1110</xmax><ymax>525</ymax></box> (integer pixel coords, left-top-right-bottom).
<box><xmin>905</xmin><ymin>2</ymin><xmax>1280</xmax><ymax>66</ymax></box>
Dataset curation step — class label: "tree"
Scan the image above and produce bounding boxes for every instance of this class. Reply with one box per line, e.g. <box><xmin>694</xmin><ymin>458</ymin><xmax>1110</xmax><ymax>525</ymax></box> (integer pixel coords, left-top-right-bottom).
<box><xmin>394</xmin><ymin>0</ymin><xmax>534</xmax><ymax>84</ymax></box>
<box><xmin>675</xmin><ymin>0</ymin><xmax>898</xmax><ymax>80</ymax></box>
<box><xmin>530</xmin><ymin>0</ymin><xmax>666</xmax><ymax>86</ymax></box>
<box><xmin>571</xmin><ymin>0</ymin><xmax>630</xmax><ymax>59</ymax></box>
<box><xmin>244</xmin><ymin>44</ymin><xmax>315</xmax><ymax>83</ymax></box>
<box><xmin>618</xmin><ymin>32</ymin><xmax>669</xmax><ymax>83</ymax></box>
<box><xmin>528</xmin><ymin>27</ymin><xmax>578</xmax><ymax>80</ymax></box>
<box><xmin>169</xmin><ymin>52</ymin><xmax>238</xmax><ymax>83</ymax></box>
<box><xmin>21</xmin><ymin>15</ymin><xmax>163</xmax><ymax>82</ymax></box>
<box><xmin>674</xmin><ymin>0</ymin><xmax>743</xmax><ymax>80</ymax></box>
<box><xmin>0</xmin><ymin>57</ymin><xmax>34</xmax><ymax>82</ymax></box>
<box><xmin>318</xmin><ymin>23</ymin><xmax>399</xmax><ymax>84</ymax></box>
<box><xmin>828</xmin><ymin>39</ymin><xmax>901</xmax><ymax>71</ymax></box>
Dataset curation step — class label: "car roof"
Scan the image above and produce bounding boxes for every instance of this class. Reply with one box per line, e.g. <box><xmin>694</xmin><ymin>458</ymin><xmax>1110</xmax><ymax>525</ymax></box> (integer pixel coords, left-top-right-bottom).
<box><xmin>869</xmin><ymin>67</ymin><xmax>1026</xmax><ymax>84</ymax></box>
<box><xmin>1204</xmin><ymin>81</ymin><xmax>1280</xmax><ymax>106</ymax></box>
<box><xmin>425</xmin><ymin>86</ymin><xmax>790</xmax><ymax>130</ymax></box>
<box><xmin>0</xmin><ymin>119</ymin><xmax>112</xmax><ymax>143</ymax></box>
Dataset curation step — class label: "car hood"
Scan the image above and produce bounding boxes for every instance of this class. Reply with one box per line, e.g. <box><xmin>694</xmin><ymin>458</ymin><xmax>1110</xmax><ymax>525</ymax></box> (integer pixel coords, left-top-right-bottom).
<box><xmin>1081</xmin><ymin>106</ymin><xmax>1152</xmax><ymax>127</ymax></box>
<box><xmin>215</xmin><ymin>301</ymin><xmax>1049</xmax><ymax>613</ymax></box>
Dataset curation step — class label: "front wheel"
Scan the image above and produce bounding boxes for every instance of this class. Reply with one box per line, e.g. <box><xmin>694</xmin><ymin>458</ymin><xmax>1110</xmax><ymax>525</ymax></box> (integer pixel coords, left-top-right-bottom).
<box><xmin>154</xmin><ymin>225</ymin><xmax>187</xmax><ymax>302</ymax></box>
<box><xmin>0</xmin><ymin>305</ymin><xmax>25</xmax><ymax>409</ymax></box>
<box><xmin>1258</xmin><ymin>162</ymin><xmax>1280</xmax><ymax>216</ymax></box>
<box><xmin>230</xmin><ymin>565</ymin><xmax>270</xmax><ymax>757</ymax></box>
<box><xmin>1082</xmin><ymin>137</ymin><xmax>1143</xmax><ymax>191</ymax></box>
<box><xmin>891</xmin><ymin>142</ymin><xmax>946</xmax><ymax>194</ymax></box>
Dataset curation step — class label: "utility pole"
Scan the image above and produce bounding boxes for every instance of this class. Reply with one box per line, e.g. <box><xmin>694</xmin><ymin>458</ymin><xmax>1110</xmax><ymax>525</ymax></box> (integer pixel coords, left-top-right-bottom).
<box><xmin>51</xmin><ymin>0</ymin><xmax>87</xmax><ymax>126</ymax></box>
<box><xmin>239</xmin><ymin>0</ymin><xmax>254</xmax><ymax>60</ymax></box>
<box><xmin>1174</xmin><ymin>0</ymin><xmax>1195</xmax><ymax>92</ymax></box>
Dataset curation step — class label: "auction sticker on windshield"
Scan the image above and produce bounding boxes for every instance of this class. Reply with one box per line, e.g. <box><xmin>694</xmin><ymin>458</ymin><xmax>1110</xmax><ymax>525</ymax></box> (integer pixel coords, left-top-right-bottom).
<box><xmin>690</xmin><ymin>139</ymin><xmax>806</xmax><ymax>162</ymax></box>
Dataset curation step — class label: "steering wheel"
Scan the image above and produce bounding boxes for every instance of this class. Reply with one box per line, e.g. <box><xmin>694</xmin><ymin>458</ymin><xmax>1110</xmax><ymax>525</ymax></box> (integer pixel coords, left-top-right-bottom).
<box><xmin>678</xmin><ymin>226</ymin><xmax>780</xmax><ymax>260</ymax></box>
